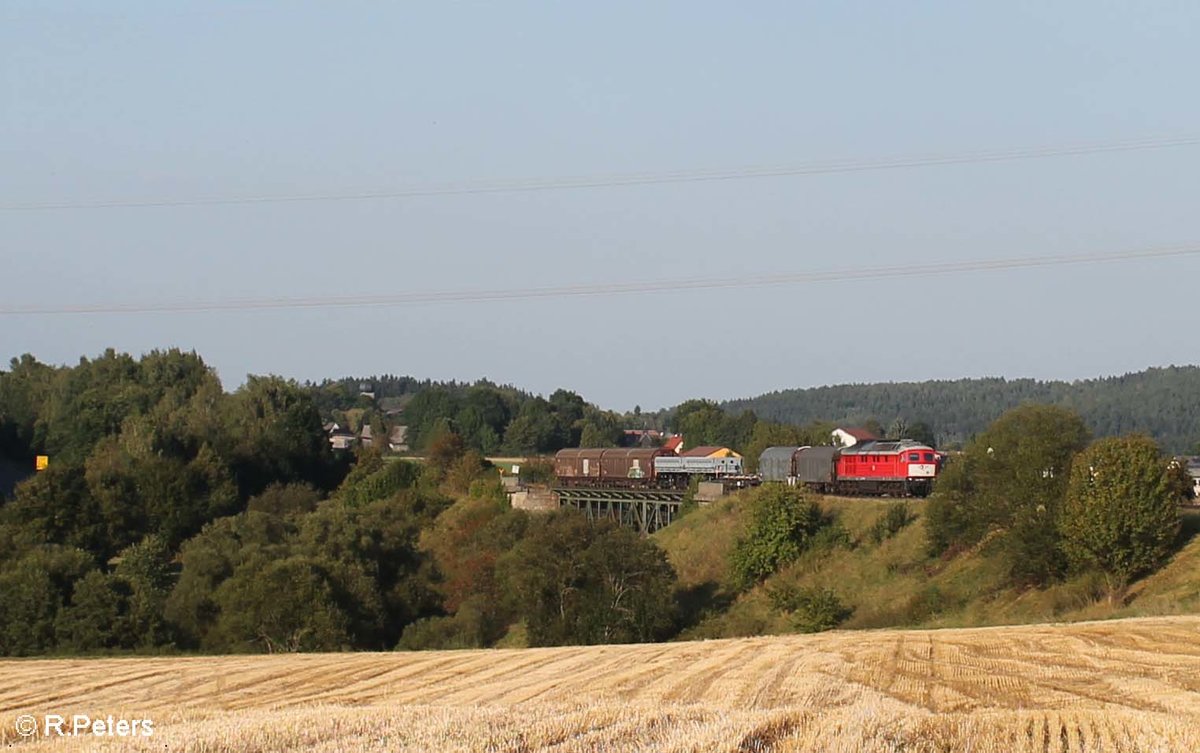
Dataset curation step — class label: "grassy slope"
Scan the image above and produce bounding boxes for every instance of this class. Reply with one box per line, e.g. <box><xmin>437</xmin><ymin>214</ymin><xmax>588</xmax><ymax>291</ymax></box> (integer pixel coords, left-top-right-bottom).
<box><xmin>654</xmin><ymin>489</ymin><xmax>1200</xmax><ymax>639</ymax></box>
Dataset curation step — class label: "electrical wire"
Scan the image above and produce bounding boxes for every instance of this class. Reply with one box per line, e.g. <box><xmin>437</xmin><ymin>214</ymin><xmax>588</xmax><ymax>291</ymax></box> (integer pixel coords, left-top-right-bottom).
<box><xmin>3</xmin><ymin>243</ymin><xmax>1197</xmax><ymax>316</ymax></box>
<box><xmin>3</xmin><ymin>133</ymin><xmax>1199</xmax><ymax>212</ymax></box>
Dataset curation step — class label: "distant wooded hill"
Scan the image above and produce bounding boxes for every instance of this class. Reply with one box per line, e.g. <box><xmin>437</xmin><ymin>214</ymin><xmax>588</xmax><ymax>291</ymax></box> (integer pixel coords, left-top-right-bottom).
<box><xmin>722</xmin><ymin>366</ymin><xmax>1200</xmax><ymax>453</ymax></box>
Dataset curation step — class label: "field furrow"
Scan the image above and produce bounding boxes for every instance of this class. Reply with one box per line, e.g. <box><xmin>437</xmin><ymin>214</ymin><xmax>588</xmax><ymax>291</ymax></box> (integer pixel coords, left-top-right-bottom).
<box><xmin>2</xmin><ymin>616</ymin><xmax>1198</xmax><ymax>751</ymax></box>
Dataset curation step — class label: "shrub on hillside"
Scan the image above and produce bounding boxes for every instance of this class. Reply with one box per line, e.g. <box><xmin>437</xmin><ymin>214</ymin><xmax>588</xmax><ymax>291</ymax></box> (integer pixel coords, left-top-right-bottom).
<box><xmin>767</xmin><ymin>583</ymin><xmax>852</xmax><ymax>633</ymax></box>
<box><xmin>397</xmin><ymin>598</ymin><xmax>493</xmax><ymax>651</ymax></box>
<box><xmin>729</xmin><ymin>486</ymin><xmax>832</xmax><ymax>588</ymax></box>
<box><xmin>899</xmin><ymin>585</ymin><xmax>959</xmax><ymax>624</ymax></box>
<box><xmin>869</xmin><ymin>503</ymin><xmax>914</xmax><ymax>545</ymax></box>
<box><xmin>809</xmin><ymin>521</ymin><xmax>853</xmax><ymax>552</ymax></box>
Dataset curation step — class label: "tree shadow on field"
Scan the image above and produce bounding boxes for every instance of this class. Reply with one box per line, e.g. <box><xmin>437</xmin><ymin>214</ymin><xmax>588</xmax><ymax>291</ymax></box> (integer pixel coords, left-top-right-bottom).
<box><xmin>674</xmin><ymin>581</ymin><xmax>735</xmax><ymax>633</ymax></box>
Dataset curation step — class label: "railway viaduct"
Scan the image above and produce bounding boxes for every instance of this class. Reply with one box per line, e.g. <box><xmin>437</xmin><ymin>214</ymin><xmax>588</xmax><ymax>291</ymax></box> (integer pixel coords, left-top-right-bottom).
<box><xmin>512</xmin><ymin>483</ymin><xmax>729</xmax><ymax>534</ymax></box>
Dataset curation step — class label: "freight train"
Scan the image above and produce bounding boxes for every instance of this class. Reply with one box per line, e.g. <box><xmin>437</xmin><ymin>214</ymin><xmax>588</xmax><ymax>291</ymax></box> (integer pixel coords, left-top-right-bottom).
<box><xmin>554</xmin><ymin>448</ymin><xmax>746</xmax><ymax>489</ymax></box>
<box><xmin>759</xmin><ymin>440</ymin><xmax>939</xmax><ymax>497</ymax></box>
<box><xmin>554</xmin><ymin>439</ymin><xmax>941</xmax><ymax>497</ymax></box>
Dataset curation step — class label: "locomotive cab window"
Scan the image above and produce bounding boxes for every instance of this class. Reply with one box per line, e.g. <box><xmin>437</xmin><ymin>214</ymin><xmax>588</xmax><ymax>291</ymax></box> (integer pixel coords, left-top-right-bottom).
<box><xmin>924</xmin><ymin>452</ymin><xmax>935</xmax><ymax>462</ymax></box>
<box><xmin>908</xmin><ymin>452</ymin><xmax>920</xmax><ymax>462</ymax></box>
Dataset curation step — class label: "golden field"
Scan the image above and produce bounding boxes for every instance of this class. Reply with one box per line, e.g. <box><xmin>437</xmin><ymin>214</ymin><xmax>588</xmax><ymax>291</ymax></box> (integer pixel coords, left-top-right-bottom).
<box><xmin>3</xmin><ymin>616</ymin><xmax>1200</xmax><ymax>752</ymax></box>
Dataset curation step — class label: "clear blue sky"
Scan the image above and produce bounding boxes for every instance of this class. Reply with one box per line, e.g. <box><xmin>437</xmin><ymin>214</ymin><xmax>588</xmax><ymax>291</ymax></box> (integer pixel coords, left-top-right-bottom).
<box><xmin>3</xmin><ymin>2</ymin><xmax>1199</xmax><ymax>411</ymax></box>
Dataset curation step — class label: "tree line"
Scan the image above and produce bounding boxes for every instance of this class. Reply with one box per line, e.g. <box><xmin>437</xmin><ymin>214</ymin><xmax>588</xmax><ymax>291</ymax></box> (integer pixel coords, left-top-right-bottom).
<box><xmin>308</xmin><ymin>380</ymin><xmax>873</xmax><ymax>473</ymax></box>
<box><xmin>308</xmin><ymin>377</ymin><xmax>628</xmax><ymax>455</ymax></box>
<box><xmin>722</xmin><ymin>366</ymin><xmax>1200</xmax><ymax>453</ymax></box>
<box><xmin>307</xmin><ymin>365</ymin><xmax>1200</xmax><ymax>459</ymax></box>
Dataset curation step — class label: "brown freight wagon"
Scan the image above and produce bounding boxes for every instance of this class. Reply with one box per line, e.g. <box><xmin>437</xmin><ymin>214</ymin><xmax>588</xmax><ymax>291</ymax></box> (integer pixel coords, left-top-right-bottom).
<box><xmin>599</xmin><ymin>448</ymin><xmax>667</xmax><ymax>483</ymax></box>
<box><xmin>554</xmin><ymin>448</ymin><xmax>603</xmax><ymax>482</ymax></box>
<box><xmin>554</xmin><ymin>447</ymin><xmax>671</xmax><ymax>487</ymax></box>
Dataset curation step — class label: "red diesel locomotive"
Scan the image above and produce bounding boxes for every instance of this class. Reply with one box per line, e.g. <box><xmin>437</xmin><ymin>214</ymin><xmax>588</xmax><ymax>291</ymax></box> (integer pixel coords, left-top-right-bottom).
<box><xmin>759</xmin><ymin>440</ymin><xmax>940</xmax><ymax>496</ymax></box>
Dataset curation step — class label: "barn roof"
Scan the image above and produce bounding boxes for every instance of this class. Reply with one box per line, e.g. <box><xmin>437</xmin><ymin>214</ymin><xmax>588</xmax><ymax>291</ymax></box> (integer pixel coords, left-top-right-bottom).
<box><xmin>837</xmin><ymin>427</ymin><xmax>879</xmax><ymax>442</ymax></box>
<box><xmin>682</xmin><ymin>446</ymin><xmax>742</xmax><ymax>459</ymax></box>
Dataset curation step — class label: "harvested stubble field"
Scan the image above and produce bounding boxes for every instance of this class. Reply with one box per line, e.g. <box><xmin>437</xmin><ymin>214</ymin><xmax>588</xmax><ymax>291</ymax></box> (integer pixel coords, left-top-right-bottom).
<box><xmin>3</xmin><ymin>616</ymin><xmax>1199</xmax><ymax>752</ymax></box>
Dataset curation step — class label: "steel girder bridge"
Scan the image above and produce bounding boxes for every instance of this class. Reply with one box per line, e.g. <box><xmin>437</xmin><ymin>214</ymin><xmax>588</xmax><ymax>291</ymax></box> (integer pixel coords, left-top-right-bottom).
<box><xmin>553</xmin><ymin>487</ymin><xmax>686</xmax><ymax>534</ymax></box>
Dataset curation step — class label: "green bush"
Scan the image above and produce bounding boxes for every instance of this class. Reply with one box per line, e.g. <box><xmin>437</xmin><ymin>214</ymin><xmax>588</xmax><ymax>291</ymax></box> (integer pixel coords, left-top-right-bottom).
<box><xmin>729</xmin><ymin>486</ymin><xmax>830</xmax><ymax>588</ymax></box>
<box><xmin>767</xmin><ymin>583</ymin><xmax>852</xmax><ymax>633</ymax></box>
<box><xmin>900</xmin><ymin>585</ymin><xmax>954</xmax><ymax>623</ymax></box>
<box><xmin>810</xmin><ymin>521</ymin><xmax>853</xmax><ymax>551</ymax></box>
<box><xmin>869</xmin><ymin>503</ymin><xmax>914</xmax><ymax>545</ymax></box>
<box><xmin>395</xmin><ymin>594</ymin><xmax>506</xmax><ymax>650</ymax></box>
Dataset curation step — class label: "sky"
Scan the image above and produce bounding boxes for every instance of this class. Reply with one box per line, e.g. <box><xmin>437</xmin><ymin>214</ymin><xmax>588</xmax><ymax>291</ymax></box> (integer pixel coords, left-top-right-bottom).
<box><xmin>3</xmin><ymin>2</ymin><xmax>1200</xmax><ymax>411</ymax></box>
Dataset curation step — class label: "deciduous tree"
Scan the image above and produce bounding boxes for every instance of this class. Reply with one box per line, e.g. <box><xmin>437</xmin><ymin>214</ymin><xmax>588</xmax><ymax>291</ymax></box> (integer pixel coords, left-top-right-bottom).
<box><xmin>926</xmin><ymin>404</ymin><xmax>1090</xmax><ymax>586</ymax></box>
<box><xmin>1060</xmin><ymin>435</ymin><xmax>1182</xmax><ymax>601</ymax></box>
<box><xmin>498</xmin><ymin>511</ymin><xmax>676</xmax><ymax>646</ymax></box>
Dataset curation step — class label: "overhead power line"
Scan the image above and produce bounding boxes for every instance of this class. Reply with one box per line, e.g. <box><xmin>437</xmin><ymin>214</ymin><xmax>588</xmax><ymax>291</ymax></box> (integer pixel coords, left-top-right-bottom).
<box><xmin>3</xmin><ymin>134</ymin><xmax>1199</xmax><ymax>212</ymax></box>
<box><xmin>3</xmin><ymin>243</ymin><xmax>1197</xmax><ymax>316</ymax></box>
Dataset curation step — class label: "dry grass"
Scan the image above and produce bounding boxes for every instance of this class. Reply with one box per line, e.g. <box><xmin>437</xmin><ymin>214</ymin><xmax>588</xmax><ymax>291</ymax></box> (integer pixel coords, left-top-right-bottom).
<box><xmin>665</xmin><ymin>496</ymin><xmax>1200</xmax><ymax>638</ymax></box>
<box><xmin>2</xmin><ymin>616</ymin><xmax>1199</xmax><ymax>751</ymax></box>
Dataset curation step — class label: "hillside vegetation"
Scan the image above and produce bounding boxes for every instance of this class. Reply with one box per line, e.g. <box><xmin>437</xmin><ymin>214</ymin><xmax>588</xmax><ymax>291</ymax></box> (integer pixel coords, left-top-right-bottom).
<box><xmin>655</xmin><ymin>490</ymin><xmax>1200</xmax><ymax>639</ymax></box>
<box><xmin>2</xmin><ymin>616</ymin><xmax>1198</xmax><ymax>751</ymax></box>
<box><xmin>3</xmin><ymin>350</ymin><xmax>1196</xmax><ymax>659</ymax></box>
<box><xmin>723</xmin><ymin>365</ymin><xmax>1200</xmax><ymax>451</ymax></box>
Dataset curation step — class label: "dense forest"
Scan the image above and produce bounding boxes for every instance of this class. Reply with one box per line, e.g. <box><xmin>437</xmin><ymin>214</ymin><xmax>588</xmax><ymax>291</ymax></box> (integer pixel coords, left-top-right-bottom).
<box><xmin>723</xmin><ymin>366</ymin><xmax>1200</xmax><ymax>452</ymax></box>
<box><xmin>0</xmin><ymin>351</ymin><xmax>677</xmax><ymax>655</ymax></box>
